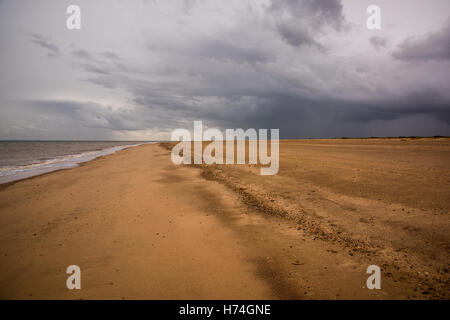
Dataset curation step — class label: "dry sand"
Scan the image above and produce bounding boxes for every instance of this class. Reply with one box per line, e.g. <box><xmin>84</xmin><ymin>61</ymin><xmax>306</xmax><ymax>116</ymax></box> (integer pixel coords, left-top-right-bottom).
<box><xmin>0</xmin><ymin>139</ymin><xmax>449</xmax><ymax>299</ymax></box>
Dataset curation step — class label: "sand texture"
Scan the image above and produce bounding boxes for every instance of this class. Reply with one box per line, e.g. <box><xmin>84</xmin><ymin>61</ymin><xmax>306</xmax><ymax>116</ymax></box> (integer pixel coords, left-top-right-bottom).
<box><xmin>0</xmin><ymin>139</ymin><xmax>449</xmax><ymax>299</ymax></box>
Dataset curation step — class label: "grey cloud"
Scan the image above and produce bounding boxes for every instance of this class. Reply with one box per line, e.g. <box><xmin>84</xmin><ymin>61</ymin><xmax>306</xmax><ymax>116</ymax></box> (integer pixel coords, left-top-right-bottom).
<box><xmin>393</xmin><ymin>19</ymin><xmax>450</xmax><ymax>61</ymax></box>
<box><xmin>194</xmin><ymin>37</ymin><xmax>275</xmax><ymax>64</ymax></box>
<box><xmin>302</xmin><ymin>0</ymin><xmax>346</xmax><ymax>31</ymax></box>
<box><xmin>23</xmin><ymin>100</ymin><xmax>148</xmax><ymax>131</ymax></box>
<box><xmin>70</xmin><ymin>49</ymin><xmax>135</xmax><ymax>76</ymax></box>
<box><xmin>0</xmin><ymin>101</ymin><xmax>112</xmax><ymax>140</ymax></box>
<box><xmin>71</xmin><ymin>50</ymin><xmax>109</xmax><ymax>74</ymax></box>
<box><xmin>269</xmin><ymin>0</ymin><xmax>346</xmax><ymax>30</ymax></box>
<box><xmin>369</xmin><ymin>36</ymin><xmax>387</xmax><ymax>50</ymax></box>
<box><xmin>75</xmin><ymin>43</ymin><xmax>450</xmax><ymax>139</ymax></box>
<box><xmin>74</xmin><ymin>50</ymin><xmax>122</xmax><ymax>65</ymax></box>
<box><xmin>147</xmin><ymin>34</ymin><xmax>274</xmax><ymax>66</ymax></box>
<box><xmin>71</xmin><ymin>50</ymin><xmax>95</xmax><ymax>61</ymax></box>
<box><xmin>103</xmin><ymin>51</ymin><xmax>120</xmax><ymax>60</ymax></box>
<box><xmin>84</xmin><ymin>76</ymin><xmax>118</xmax><ymax>89</ymax></box>
<box><xmin>276</xmin><ymin>23</ymin><xmax>324</xmax><ymax>50</ymax></box>
<box><xmin>221</xmin><ymin>92</ymin><xmax>450</xmax><ymax>134</ymax></box>
<box><xmin>269</xmin><ymin>0</ymin><xmax>347</xmax><ymax>49</ymax></box>
<box><xmin>83</xmin><ymin>64</ymin><xmax>111</xmax><ymax>75</ymax></box>
<box><xmin>2</xmin><ymin>1</ymin><xmax>450</xmax><ymax>140</ymax></box>
<box><xmin>28</xmin><ymin>33</ymin><xmax>60</xmax><ymax>57</ymax></box>
<box><xmin>120</xmin><ymin>76</ymin><xmax>450</xmax><ymax>138</ymax></box>
<box><xmin>340</xmin><ymin>91</ymin><xmax>450</xmax><ymax>125</ymax></box>
<box><xmin>23</xmin><ymin>97</ymin><xmax>193</xmax><ymax>134</ymax></box>
<box><xmin>182</xmin><ymin>0</ymin><xmax>197</xmax><ymax>14</ymax></box>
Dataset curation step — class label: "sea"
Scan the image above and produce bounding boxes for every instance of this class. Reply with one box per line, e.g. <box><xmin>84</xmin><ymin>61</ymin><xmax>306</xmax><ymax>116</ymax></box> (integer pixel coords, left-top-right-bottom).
<box><xmin>0</xmin><ymin>141</ymin><xmax>151</xmax><ymax>184</ymax></box>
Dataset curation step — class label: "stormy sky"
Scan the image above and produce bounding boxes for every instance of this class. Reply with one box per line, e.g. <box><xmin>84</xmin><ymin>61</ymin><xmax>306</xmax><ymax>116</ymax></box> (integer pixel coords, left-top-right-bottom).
<box><xmin>0</xmin><ymin>0</ymin><xmax>449</xmax><ymax>140</ymax></box>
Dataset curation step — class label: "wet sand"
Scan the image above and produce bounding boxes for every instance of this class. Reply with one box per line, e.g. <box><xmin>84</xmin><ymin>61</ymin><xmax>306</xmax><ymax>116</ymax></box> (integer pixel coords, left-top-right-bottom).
<box><xmin>0</xmin><ymin>140</ymin><xmax>449</xmax><ymax>299</ymax></box>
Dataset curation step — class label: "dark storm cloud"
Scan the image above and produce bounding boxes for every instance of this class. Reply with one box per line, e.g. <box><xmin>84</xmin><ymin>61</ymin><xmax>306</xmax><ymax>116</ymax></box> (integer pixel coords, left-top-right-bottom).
<box><xmin>276</xmin><ymin>23</ymin><xmax>323</xmax><ymax>49</ymax></box>
<box><xmin>69</xmin><ymin>46</ymin><xmax>450</xmax><ymax>139</ymax></box>
<box><xmin>2</xmin><ymin>0</ymin><xmax>450</xmax><ymax>140</ymax></box>
<box><xmin>369</xmin><ymin>36</ymin><xmax>387</xmax><ymax>50</ymax></box>
<box><xmin>393</xmin><ymin>19</ymin><xmax>450</xmax><ymax>61</ymax></box>
<box><xmin>269</xmin><ymin>0</ymin><xmax>346</xmax><ymax>49</ymax></box>
<box><xmin>338</xmin><ymin>90</ymin><xmax>450</xmax><ymax>124</ymax></box>
<box><xmin>269</xmin><ymin>0</ymin><xmax>346</xmax><ymax>30</ymax></box>
<box><xmin>207</xmin><ymin>93</ymin><xmax>450</xmax><ymax>136</ymax></box>
<box><xmin>204</xmin><ymin>91</ymin><xmax>450</xmax><ymax>138</ymax></box>
<box><xmin>52</xmin><ymin>1</ymin><xmax>449</xmax><ymax>139</ymax></box>
<box><xmin>116</xmin><ymin>81</ymin><xmax>450</xmax><ymax>138</ymax></box>
<box><xmin>28</xmin><ymin>33</ymin><xmax>60</xmax><ymax>57</ymax></box>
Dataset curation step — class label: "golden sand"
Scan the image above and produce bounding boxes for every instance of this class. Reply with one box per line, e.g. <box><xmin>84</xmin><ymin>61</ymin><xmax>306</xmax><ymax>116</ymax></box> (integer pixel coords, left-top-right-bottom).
<box><xmin>0</xmin><ymin>140</ymin><xmax>449</xmax><ymax>299</ymax></box>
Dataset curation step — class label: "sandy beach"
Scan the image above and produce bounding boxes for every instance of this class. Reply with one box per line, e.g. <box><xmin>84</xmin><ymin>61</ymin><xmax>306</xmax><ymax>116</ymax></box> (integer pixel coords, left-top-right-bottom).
<box><xmin>0</xmin><ymin>140</ymin><xmax>449</xmax><ymax>299</ymax></box>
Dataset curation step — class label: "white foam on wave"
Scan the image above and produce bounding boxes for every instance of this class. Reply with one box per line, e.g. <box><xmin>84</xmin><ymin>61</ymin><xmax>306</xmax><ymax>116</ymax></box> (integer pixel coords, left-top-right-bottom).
<box><xmin>0</xmin><ymin>143</ymin><xmax>152</xmax><ymax>184</ymax></box>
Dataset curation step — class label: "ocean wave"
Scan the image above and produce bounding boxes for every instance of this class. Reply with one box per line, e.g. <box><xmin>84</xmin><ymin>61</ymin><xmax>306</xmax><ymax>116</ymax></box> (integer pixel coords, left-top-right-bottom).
<box><xmin>0</xmin><ymin>143</ymin><xmax>149</xmax><ymax>184</ymax></box>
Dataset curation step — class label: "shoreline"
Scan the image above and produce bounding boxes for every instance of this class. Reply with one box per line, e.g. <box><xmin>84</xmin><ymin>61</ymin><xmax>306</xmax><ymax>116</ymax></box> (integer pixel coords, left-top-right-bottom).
<box><xmin>0</xmin><ymin>142</ymin><xmax>152</xmax><ymax>185</ymax></box>
<box><xmin>0</xmin><ymin>145</ymin><xmax>143</xmax><ymax>190</ymax></box>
